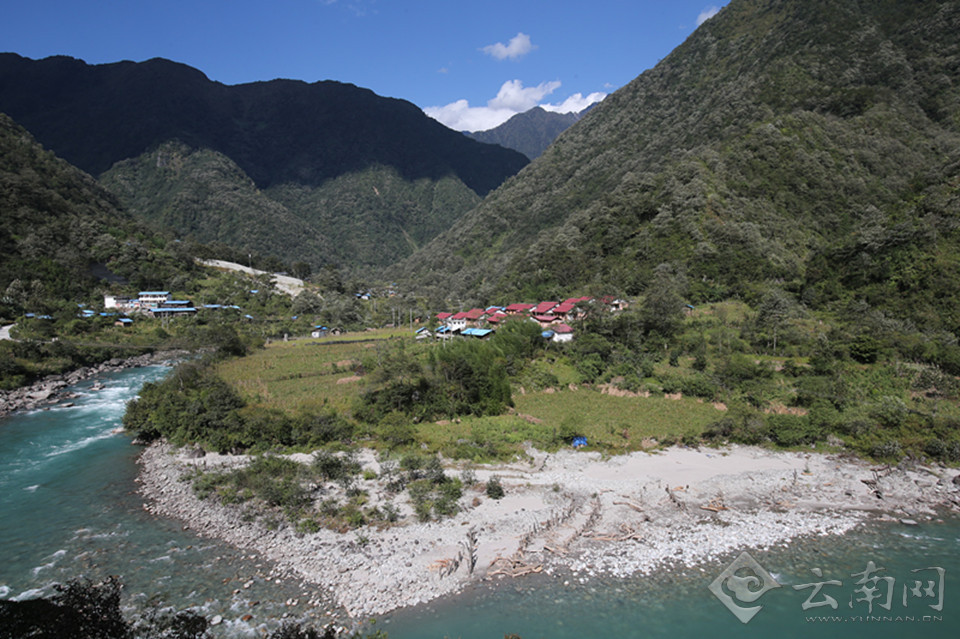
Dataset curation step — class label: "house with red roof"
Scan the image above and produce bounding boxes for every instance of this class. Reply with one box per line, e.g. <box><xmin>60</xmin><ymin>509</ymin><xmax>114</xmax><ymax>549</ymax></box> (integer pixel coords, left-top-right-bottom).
<box><xmin>464</xmin><ymin>308</ymin><xmax>486</xmax><ymax>324</ymax></box>
<box><xmin>505</xmin><ymin>302</ymin><xmax>535</xmax><ymax>314</ymax></box>
<box><xmin>532</xmin><ymin>301</ymin><xmax>559</xmax><ymax>315</ymax></box>
<box><xmin>552</xmin><ymin>323</ymin><xmax>575</xmax><ymax>343</ymax></box>
<box><xmin>551</xmin><ymin>301</ymin><xmax>576</xmax><ymax>317</ymax></box>
<box><xmin>532</xmin><ymin>314</ymin><xmax>560</xmax><ymax>327</ymax></box>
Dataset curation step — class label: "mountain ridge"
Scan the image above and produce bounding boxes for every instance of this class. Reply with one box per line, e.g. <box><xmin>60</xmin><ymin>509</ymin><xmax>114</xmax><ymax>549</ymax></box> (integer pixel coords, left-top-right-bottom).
<box><xmin>466</xmin><ymin>106</ymin><xmax>587</xmax><ymax>160</ymax></box>
<box><xmin>393</xmin><ymin>0</ymin><xmax>960</xmax><ymax>334</ymax></box>
<box><xmin>0</xmin><ymin>53</ymin><xmax>527</xmax><ymax>271</ymax></box>
<box><xmin>0</xmin><ymin>53</ymin><xmax>528</xmax><ymax>195</ymax></box>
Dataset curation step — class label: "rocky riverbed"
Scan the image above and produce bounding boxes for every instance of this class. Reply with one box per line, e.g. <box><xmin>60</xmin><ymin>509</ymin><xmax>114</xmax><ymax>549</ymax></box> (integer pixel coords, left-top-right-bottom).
<box><xmin>137</xmin><ymin>442</ymin><xmax>960</xmax><ymax>622</ymax></box>
<box><xmin>0</xmin><ymin>351</ymin><xmax>188</xmax><ymax>418</ymax></box>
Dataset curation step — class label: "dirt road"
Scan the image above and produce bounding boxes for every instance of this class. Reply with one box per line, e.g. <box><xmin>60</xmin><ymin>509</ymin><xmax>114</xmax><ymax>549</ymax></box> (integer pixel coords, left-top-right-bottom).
<box><xmin>197</xmin><ymin>259</ymin><xmax>305</xmax><ymax>297</ymax></box>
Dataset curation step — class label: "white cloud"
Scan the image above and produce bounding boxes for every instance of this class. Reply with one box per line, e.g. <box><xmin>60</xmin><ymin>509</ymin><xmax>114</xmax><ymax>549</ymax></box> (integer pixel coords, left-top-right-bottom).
<box><xmin>489</xmin><ymin>79</ymin><xmax>561</xmax><ymax>111</ymax></box>
<box><xmin>696</xmin><ymin>5</ymin><xmax>721</xmax><ymax>26</ymax></box>
<box><xmin>424</xmin><ymin>80</ymin><xmax>606</xmax><ymax>132</ymax></box>
<box><xmin>481</xmin><ymin>32</ymin><xmax>536</xmax><ymax>61</ymax></box>
<box><xmin>542</xmin><ymin>92</ymin><xmax>608</xmax><ymax>114</ymax></box>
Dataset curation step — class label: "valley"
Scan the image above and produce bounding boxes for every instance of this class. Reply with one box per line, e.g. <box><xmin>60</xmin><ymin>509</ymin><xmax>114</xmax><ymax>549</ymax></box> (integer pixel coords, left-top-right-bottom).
<box><xmin>2</xmin><ymin>0</ymin><xmax>960</xmax><ymax>637</ymax></box>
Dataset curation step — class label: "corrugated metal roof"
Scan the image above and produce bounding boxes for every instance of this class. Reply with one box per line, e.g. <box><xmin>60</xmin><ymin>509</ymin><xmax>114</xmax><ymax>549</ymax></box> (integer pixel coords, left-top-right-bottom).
<box><xmin>462</xmin><ymin>328</ymin><xmax>494</xmax><ymax>338</ymax></box>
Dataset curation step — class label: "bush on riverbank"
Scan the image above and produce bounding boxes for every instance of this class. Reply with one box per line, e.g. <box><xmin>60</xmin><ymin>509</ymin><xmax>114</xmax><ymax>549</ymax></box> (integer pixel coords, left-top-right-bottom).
<box><xmin>190</xmin><ymin>451</ymin><xmax>468</xmax><ymax>532</ymax></box>
<box><xmin>123</xmin><ymin>361</ymin><xmax>247</xmax><ymax>450</ymax></box>
<box><xmin>0</xmin><ymin>339</ymin><xmax>155</xmax><ymax>390</ymax></box>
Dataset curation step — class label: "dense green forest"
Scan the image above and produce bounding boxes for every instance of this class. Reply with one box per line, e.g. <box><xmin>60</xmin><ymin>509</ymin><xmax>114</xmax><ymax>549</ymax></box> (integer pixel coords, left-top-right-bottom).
<box><xmin>395</xmin><ymin>0</ymin><xmax>960</xmax><ymax>332</ymax></box>
<box><xmin>101</xmin><ymin>144</ymin><xmax>484</xmax><ymax>272</ymax></box>
<box><xmin>98</xmin><ymin>142</ymin><xmax>337</xmax><ymax>269</ymax></box>
<box><xmin>0</xmin><ymin>113</ymin><xmax>201</xmax><ymax>316</ymax></box>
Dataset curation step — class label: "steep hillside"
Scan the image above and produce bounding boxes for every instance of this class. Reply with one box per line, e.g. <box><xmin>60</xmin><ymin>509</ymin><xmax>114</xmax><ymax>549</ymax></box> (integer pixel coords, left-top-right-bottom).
<box><xmin>265</xmin><ymin>168</ymin><xmax>480</xmax><ymax>270</ymax></box>
<box><xmin>467</xmin><ymin>106</ymin><xmax>584</xmax><ymax>159</ymax></box>
<box><xmin>396</xmin><ymin>0</ymin><xmax>960</xmax><ymax>332</ymax></box>
<box><xmin>0</xmin><ymin>113</ymin><xmax>200</xmax><ymax>315</ymax></box>
<box><xmin>0</xmin><ymin>54</ymin><xmax>528</xmax><ymax>271</ymax></box>
<box><xmin>99</xmin><ymin>142</ymin><xmax>336</xmax><ymax>268</ymax></box>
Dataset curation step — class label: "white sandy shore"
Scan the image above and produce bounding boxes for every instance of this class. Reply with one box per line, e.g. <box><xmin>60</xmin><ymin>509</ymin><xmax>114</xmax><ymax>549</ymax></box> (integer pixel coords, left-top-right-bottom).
<box><xmin>137</xmin><ymin>443</ymin><xmax>960</xmax><ymax>621</ymax></box>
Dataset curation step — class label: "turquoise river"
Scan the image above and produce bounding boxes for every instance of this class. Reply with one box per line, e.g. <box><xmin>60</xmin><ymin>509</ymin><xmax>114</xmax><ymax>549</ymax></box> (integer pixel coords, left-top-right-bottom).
<box><xmin>1</xmin><ymin>365</ymin><xmax>958</xmax><ymax>638</ymax></box>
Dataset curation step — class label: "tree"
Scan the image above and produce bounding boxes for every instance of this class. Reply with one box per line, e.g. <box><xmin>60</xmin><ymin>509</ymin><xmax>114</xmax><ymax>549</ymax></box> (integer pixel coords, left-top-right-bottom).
<box><xmin>291</xmin><ymin>261</ymin><xmax>312</xmax><ymax>280</ymax></box>
<box><xmin>754</xmin><ymin>288</ymin><xmax>797</xmax><ymax>354</ymax></box>
<box><xmin>292</xmin><ymin>290</ymin><xmax>324</xmax><ymax>315</ymax></box>
<box><xmin>640</xmin><ymin>263</ymin><xmax>687</xmax><ymax>341</ymax></box>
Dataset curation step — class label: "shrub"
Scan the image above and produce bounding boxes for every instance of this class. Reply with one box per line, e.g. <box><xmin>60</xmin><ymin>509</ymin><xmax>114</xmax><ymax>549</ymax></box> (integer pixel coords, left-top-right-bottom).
<box><xmin>703</xmin><ymin>411</ymin><xmax>766</xmax><ymax>445</ymax></box>
<box><xmin>692</xmin><ymin>350</ymin><xmax>708</xmax><ymax>372</ymax></box>
<box><xmin>376</xmin><ymin>411</ymin><xmax>417</xmax><ymax>449</ymax></box>
<box><xmin>295</xmin><ymin>411</ymin><xmax>355</xmax><ymax>446</ymax></box>
<box><xmin>400</xmin><ymin>456</ymin><xmax>462</xmax><ymax>521</ymax></box>
<box><xmin>486</xmin><ymin>475</ymin><xmax>505</xmax><ymax>500</ymax></box>
<box><xmin>681</xmin><ymin>374</ymin><xmax>718</xmax><ymax>399</ymax></box>
<box><xmin>871</xmin><ymin>439</ymin><xmax>904</xmax><ymax>461</ymax></box>
<box><xmin>575</xmin><ymin>353</ymin><xmax>605</xmax><ymax>383</ymax></box>
<box><xmin>766</xmin><ymin>414</ymin><xmax>823</xmax><ymax>447</ymax></box>
<box><xmin>615</xmin><ymin>373</ymin><xmax>644</xmax><ymax>392</ymax></box>
<box><xmin>517</xmin><ymin>361</ymin><xmax>560</xmax><ymax>391</ymax></box>
<box><xmin>718</xmin><ymin>353</ymin><xmax>771</xmax><ymax>384</ymax></box>
<box><xmin>312</xmin><ymin>450</ymin><xmax>361</xmax><ymax>481</ymax></box>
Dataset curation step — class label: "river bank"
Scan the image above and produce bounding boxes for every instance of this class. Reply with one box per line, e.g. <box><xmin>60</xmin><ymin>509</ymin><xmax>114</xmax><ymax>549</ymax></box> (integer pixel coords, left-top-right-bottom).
<box><xmin>0</xmin><ymin>350</ymin><xmax>188</xmax><ymax>419</ymax></box>
<box><xmin>137</xmin><ymin>441</ymin><xmax>960</xmax><ymax>622</ymax></box>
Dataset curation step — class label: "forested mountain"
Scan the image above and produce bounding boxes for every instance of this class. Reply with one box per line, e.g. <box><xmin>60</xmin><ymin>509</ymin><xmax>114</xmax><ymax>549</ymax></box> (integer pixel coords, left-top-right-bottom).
<box><xmin>466</xmin><ymin>106</ymin><xmax>586</xmax><ymax>160</ymax></box>
<box><xmin>0</xmin><ymin>113</ymin><xmax>199</xmax><ymax>317</ymax></box>
<box><xmin>396</xmin><ymin>0</ymin><xmax>960</xmax><ymax>333</ymax></box>
<box><xmin>98</xmin><ymin>142</ymin><xmax>337</xmax><ymax>267</ymax></box>
<box><xmin>0</xmin><ymin>54</ymin><xmax>527</xmax><ymax>271</ymax></box>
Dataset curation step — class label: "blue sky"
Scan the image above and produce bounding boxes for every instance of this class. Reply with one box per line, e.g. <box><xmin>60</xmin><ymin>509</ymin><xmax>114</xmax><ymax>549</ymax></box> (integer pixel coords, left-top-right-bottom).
<box><xmin>2</xmin><ymin>0</ymin><xmax>728</xmax><ymax>131</ymax></box>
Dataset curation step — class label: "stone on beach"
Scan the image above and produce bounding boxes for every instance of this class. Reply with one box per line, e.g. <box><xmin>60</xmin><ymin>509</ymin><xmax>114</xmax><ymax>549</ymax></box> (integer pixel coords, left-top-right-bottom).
<box><xmin>136</xmin><ymin>441</ymin><xmax>960</xmax><ymax>621</ymax></box>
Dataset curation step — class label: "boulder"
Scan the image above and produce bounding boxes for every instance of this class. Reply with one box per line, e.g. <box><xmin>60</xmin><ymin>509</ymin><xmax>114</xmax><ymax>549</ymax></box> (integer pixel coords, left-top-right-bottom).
<box><xmin>184</xmin><ymin>446</ymin><xmax>206</xmax><ymax>459</ymax></box>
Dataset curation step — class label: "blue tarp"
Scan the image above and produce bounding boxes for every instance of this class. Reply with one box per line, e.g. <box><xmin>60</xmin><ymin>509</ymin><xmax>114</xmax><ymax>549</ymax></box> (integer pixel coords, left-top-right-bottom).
<box><xmin>572</xmin><ymin>436</ymin><xmax>588</xmax><ymax>448</ymax></box>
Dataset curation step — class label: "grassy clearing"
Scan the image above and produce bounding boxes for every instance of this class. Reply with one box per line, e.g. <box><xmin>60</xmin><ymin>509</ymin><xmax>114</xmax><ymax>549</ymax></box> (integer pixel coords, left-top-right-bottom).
<box><xmin>415</xmin><ymin>414</ymin><xmax>550</xmax><ymax>461</ymax></box>
<box><xmin>409</xmin><ymin>387</ymin><xmax>725</xmax><ymax>461</ymax></box>
<box><xmin>514</xmin><ymin>387</ymin><xmax>722</xmax><ymax>450</ymax></box>
<box><xmin>215</xmin><ymin>330</ymin><xmax>400</xmax><ymax>414</ymax></box>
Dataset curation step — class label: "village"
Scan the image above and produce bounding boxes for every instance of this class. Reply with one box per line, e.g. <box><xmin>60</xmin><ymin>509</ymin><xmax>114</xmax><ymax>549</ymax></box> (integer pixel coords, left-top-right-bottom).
<box><xmin>10</xmin><ymin>285</ymin><xmax>630</xmax><ymax>349</ymax></box>
<box><xmin>420</xmin><ymin>296</ymin><xmax>629</xmax><ymax>343</ymax></box>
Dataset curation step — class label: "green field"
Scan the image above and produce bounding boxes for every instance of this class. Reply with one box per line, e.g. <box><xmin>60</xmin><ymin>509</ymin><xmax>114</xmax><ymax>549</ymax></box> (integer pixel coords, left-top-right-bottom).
<box><xmin>513</xmin><ymin>388</ymin><xmax>722</xmax><ymax>449</ymax></box>
<box><xmin>212</xmin><ymin>331</ymin><xmax>727</xmax><ymax>459</ymax></box>
<box><xmin>215</xmin><ymin>329</ymin><xmax>407</xmax><ymax>414</ymax></box>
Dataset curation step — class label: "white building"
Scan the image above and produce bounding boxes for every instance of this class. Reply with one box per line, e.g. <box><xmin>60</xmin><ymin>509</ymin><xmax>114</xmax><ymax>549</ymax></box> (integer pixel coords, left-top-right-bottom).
<box><xmin>138</xmin><ymin>291</ymin><xmax>171</xmax><ymax>307</ymax></box>
<box><xmin>552</xmin><ymin>323</ymin><xmax>575</xmax><ymax>343</ymax></box>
